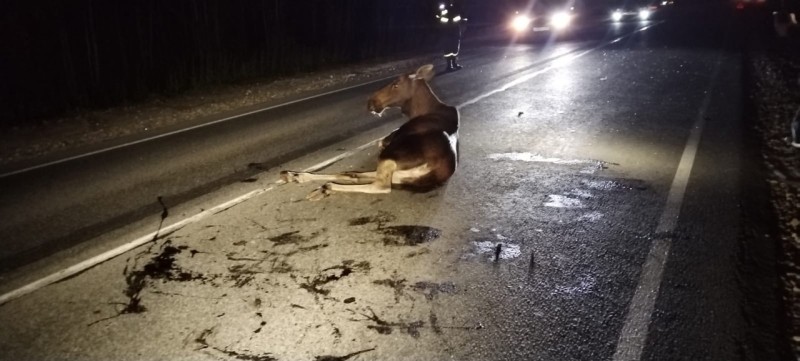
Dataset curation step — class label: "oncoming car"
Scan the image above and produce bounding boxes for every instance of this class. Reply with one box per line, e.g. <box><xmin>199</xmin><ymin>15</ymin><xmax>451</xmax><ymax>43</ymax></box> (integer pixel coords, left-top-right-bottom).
<box><xmin>509</xmin><ymin>0</ymin><xmax>578</xmax><ymax>38</ymax></box>
<box><xmin>610</xmin><ymin>2</ymin><xmax>658</xmax><ymax>22</ymax></box>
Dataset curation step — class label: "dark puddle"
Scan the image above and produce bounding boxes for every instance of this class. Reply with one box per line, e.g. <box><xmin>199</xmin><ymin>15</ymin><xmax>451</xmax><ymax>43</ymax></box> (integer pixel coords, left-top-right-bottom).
<box><xmin>299</xmin><ymin>260</ymin><xmax>371</xmax><ymax>296</ymax></box>
<box><xmin>351</xmin><ymin>307</ymin><xmax>424</xmax><ymax>338</ymax></box>
<box><xmin>349</xmin><ymin>213</ymin><xmax>441</xmax><ymax>246</ymax></box>
<box><xmin>314</xmin><ymin>348</ymin><xmax>376</xmax><ymax>361</ymax></box>
<box><xmin>381</xmin><ymin>226</ymin><xmax>442</xmax><ymax>246</ymax></box>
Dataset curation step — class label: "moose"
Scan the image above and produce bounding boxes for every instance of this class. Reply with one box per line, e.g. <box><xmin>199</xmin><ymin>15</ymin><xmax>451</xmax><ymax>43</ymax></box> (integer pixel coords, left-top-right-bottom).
<box><xmin>280</xmin><ymin>64</ymin><xmax>459</xmax><ymax>201</ymax></box>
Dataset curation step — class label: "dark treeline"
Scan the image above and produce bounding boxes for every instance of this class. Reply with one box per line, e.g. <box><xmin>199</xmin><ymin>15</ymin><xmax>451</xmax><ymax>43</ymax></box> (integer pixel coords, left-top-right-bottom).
<box><xmin>0</xmin><ymin>0</ymin><xmax>450</xmax><ymax>125</ymax></box>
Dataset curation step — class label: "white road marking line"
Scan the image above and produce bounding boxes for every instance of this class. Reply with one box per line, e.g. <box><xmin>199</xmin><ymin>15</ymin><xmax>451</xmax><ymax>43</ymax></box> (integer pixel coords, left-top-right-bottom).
<box><xmin>612</xmin><ymin>59</ymin><xmax>722</xmax><ymax>361</ymax></box>
<box><xmin>0</xmin><ymin>137</ymin><xmax>384</xmax><ymax>306</ymax></box>
<box><xmin>0</xmin><ymin>23</ymin><xmax>660</xmax><ymax>306</ymax></box>
<box><xmin>0</xmin><ymin>186</ymin><xmax>273</xmax><ymax>306</ymax></box>
<box><xmin>0</xmin><ymin>75</ymin><xmax>401</xmax><ymax>179</ymax></box>
<box><xmin>458</xmin><ymin>23</ymin><xmax>659</xmax><ymax>109</ymax></box>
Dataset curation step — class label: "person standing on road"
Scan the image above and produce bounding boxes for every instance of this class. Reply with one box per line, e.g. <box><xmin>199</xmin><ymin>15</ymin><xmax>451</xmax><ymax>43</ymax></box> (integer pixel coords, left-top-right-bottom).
<box><xmin>774</xmin><ymin>0</ymin><xmax>800</xmax><ymax>37</ymax></box>
<box><xmin>435</xmin><ymin>1</ymin><xmax>467</xmax><ymax>71</ymax></box>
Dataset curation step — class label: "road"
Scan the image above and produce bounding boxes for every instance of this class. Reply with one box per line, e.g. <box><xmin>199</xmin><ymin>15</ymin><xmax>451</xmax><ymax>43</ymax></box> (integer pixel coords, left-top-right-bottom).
<box><xmin>0</xmin><ymin>3</ymin><xmax>786</xmax><ymax>361</ymax></box>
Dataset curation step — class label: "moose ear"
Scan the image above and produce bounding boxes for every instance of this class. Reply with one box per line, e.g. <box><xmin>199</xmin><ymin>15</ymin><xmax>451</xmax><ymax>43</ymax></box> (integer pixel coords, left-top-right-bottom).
<box><xmin>415</xmin><ymin>64</ymin><xmax>435</xmax><ymax>81</ymax></box>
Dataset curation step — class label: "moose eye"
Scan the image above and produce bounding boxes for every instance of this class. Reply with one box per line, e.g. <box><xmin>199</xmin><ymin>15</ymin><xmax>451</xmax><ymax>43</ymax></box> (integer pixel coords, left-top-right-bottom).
<box><xmin>392</xmin><ymin>83</ymin><xmax>399</xmax><ymax>89</ymax></box>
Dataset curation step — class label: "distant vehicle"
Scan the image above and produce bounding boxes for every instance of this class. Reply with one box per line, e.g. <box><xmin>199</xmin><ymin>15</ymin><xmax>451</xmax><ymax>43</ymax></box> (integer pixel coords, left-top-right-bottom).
<box><xmin>609</xmin><ymin>1</ymin><xmax>659</xmax><ymax>22</ymax></box>
<box><xmin>508</xmin><ymin>0</ymin><xmax>578</xmax><ymax>37</ymax></box>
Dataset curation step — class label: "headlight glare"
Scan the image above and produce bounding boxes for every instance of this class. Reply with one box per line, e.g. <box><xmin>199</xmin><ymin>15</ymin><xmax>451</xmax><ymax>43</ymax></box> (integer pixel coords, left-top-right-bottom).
<box><xmin>511</xmin><ymin>15</ymin><xmax>532</xmax><ymax>32</ymax></box>
<box><xmin>550</xmin><ymin>11</ymin><xmax>572</xmax><ymax>30</ymax></box>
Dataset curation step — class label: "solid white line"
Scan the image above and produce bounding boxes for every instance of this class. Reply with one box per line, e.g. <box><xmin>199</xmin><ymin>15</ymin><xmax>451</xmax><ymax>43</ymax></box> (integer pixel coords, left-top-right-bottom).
<box><xmin>458</xmin><ymin>23</ymin><xmax>659</xmax><ymax>109</ymax></box>
<box><xmin>0</xmin><ymin>23</ymin><xmax>660</xmax><ymax>307</ymax></box>
<box><xmin>0</xmin><ymin>135</ymin><xmax>386</xmax><ymax>306</ymax></box>
<box><xmin>612</xmin><ymin>61</ymin><xmax>721</xmax><ymax>360</ymax></box>
<box><xmin>0</xmin><ymin>133</ymin><xmax>387</xmax><ymax>306</ymax></box>
<box><xmin>0</xmin><ymin>74</ymin><xmax>400</xmax><ymax>179</ymax></box>
<box><xmin>0</xmin><ymin>23</ymin><xmax>657</xmax><ymax>180</ymax></box>
<box><xmin>0</xmin><ymin>186</ymin><xmax>273</xmax><ymax>306</ymax></box>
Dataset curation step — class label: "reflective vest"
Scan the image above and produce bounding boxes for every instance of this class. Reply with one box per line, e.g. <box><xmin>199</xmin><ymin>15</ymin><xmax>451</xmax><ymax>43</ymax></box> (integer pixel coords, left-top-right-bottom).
<box><xmin>435</xmin><ymin>2</ymin><xmax>465</xmax><ymax>25</ymax></box>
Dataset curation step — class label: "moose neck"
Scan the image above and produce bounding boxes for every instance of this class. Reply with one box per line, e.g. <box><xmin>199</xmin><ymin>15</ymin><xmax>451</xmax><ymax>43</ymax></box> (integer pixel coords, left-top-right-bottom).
<box><xmin>400</xmin><ymin>81</ymin><xmax>443</xmax><ymax>119</ymax></box>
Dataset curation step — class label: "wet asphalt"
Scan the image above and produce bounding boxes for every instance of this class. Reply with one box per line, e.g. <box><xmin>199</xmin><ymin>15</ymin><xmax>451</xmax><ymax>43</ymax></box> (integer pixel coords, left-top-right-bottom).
<box><xmin>0</xmin><ymin>2</ymin><xmax>786</xmax><ymax>361</ymax></box>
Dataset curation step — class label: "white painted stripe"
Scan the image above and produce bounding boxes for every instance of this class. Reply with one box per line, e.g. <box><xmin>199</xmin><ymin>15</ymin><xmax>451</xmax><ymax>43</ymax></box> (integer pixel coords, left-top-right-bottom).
<box><xmin>0</xmin><ymin>75</ymin><xmax>401</xmax><ymax>179</ymax></box>
<box><xmin>0</xmin><ymin>186</ymin><xmax>273</xmax><ymax>306</ymax></box>
<box><xmin>457</xmin><ymin>23</ymin><xmax>658</xmax><ymax>110</ymax></box>
<box><xmin>0</xmin><ymin>23</ymin><xmax>661</xmax><ymax>306</ymax></box>
<box><xmin>0</xmin><ymin>136</ymin><xmax>387</xmax><ymax>306</ymax></box>
<box><xmin>612</xmin><ymin>60</ymin><xmax>721</xmax><ymax>360</ymax></box>
<box><xmin>0</xmin><ymin>135</ymin><xmax>388</xmax><ymax>306</ymax></box>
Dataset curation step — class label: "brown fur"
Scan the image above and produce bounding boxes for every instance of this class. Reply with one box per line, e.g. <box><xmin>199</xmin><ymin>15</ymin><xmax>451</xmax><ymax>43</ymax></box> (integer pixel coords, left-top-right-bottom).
<box><xmin>280</xmin><ymin>64</ymin><xmax>459</xmax><ymax>200</ymax></box>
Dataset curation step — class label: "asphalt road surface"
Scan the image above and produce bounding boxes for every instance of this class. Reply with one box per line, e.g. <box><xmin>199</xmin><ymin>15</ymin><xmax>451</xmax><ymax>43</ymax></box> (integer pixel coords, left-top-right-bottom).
<box><xmin>0</xmin><ymin>3</ymin><xmax>786</xmax><ymax>361</ymax></box>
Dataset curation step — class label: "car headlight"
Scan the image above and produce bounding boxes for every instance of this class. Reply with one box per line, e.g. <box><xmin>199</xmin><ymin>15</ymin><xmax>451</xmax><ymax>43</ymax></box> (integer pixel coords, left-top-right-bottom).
<box><xmin>511</xmin><ymin>14</ymin><xmax>532</xmax><ymax>32</ymax></box>
<box><xmin>639</xmin><ymin>8</ymin><xmax>652</xmax><ymax>20</ymax></box>
<box><xmin>550</xmin><ymin>11</ymin><xmax>572</xmax><ymax>30</ymax></box>
<box><xmin>612</xmin><ymin>10</ymin><xmax>623</xmax><ymax>22</ymax></box>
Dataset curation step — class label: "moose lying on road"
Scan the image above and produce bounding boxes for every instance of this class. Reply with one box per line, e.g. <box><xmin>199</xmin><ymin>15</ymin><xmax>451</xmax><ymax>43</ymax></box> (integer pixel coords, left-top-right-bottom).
<box><xmin>280</xmin><ymin>64</ymin><xmax>460</xmax><ymax>201</ymax></box>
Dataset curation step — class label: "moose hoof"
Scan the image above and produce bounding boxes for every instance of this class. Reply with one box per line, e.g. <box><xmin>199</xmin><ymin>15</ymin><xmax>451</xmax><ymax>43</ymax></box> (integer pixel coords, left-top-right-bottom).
<box><xmin>280</xmin><ymin>171</ymin><xmax>302</xmax><ymax>183</ymax></box>
<box><xmin>306</xmin><ymin>183</ymin><xmax>332</xmax><ymax>201</ymax></box>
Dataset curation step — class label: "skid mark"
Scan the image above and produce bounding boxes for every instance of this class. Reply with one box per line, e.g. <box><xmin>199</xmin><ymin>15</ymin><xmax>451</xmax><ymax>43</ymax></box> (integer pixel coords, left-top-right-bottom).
<box><xmin>349</xmin><ymin>213</ymin><xmax>442</xmax><ymax>246</ymax></box>
<box><xmin>314</xmin><ymin>347</ymin><xmax>376</xmax><ymax>361</ymax></box>
<box><xmin>411</xmin><ymin>281</ymin><xmax>457</xmax><ymax>300</ymax></box>
<box><xmin>91</xmin><ymin>241</ymin><xmax>209</xmax><ymax>325</ymax></box>
<box><xmin>298</xmin><ymin>260</ymin><xmax>371</xmax><ymax>296</ymax></box>
<box><xmin>195</xmin><ymin>327</ymin><xmax>278</xmax><ymax>361</ymax></box>
<box><xmin>373</xmin><ymin>273</ymin><xmax>409</xmax><ymax>303</ymax></box>
<box><xmin>349</xmin><ymin>307</ymin><xmax>425</xmax><ymax>338</ymax></box>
